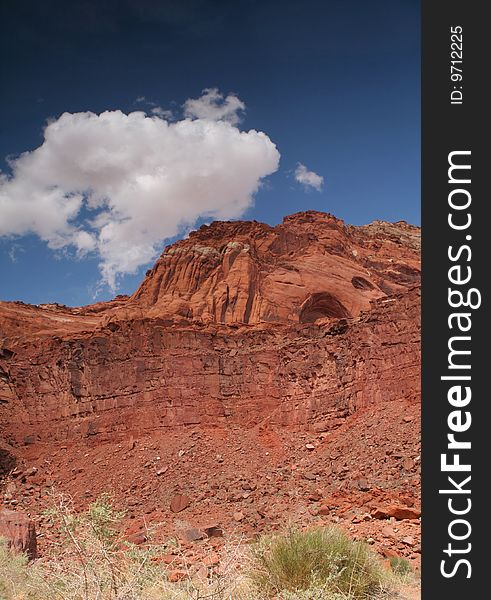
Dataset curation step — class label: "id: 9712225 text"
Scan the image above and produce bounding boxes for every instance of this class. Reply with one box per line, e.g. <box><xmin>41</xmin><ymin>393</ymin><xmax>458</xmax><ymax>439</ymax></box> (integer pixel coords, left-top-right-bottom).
<box><xmin>450</xmin><ymin>26</ymin><xmax>463</xmax><ymax>105</ymax></box>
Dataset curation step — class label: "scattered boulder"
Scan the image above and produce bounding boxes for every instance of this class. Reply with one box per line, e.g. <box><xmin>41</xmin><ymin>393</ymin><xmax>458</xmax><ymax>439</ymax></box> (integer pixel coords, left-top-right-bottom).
<box><xmin>170</xmin><ymin>494</ymin><xmax>191</xmax><ymax>513</ymax></box>
<box><xmin>381</xmin><ymin>525</ymin><xmax>396</xmax><ymax>539</ymax></box>
<box><xmin>355</xmin><ymin>478</ymin><xmax>370</xmax><ymax>491</ymax></box>
<box><xmin>203</xmin><ymin>552</ymin><xmax>220</xmax><ymax>567</ymax></box>
<box><xmin>0</xmin><ymin>509</ymin><xmax>37</xmax><ymax>559</ymax></box>
<box><xmin>402</xmin><ymin>458</ymin><xmax>415</xmax><ymax>470</ymax></box>
<box><xmin>203</xmin><ymin>525</ymin><xmax>224</xmax><ymax>538</ymax></box>
<box><xmin>178</xmin><ymin>527</ymin><xmax>206</xmax><ymax>543</ymax></box>
<box><xmin>312</xmin><ymin>420</ymin><xmax>330</xmax><ymax>433</ymax></box>
<box><xmin>372</xmin><ymin>505</ymin><xmax>421</xmax><ymax>521</ymax></box>
<box><xmin>126</xmin><ymin>531</ymin><xmax>147</xmax><ymax>545</ymax></box>
<box><xmin>168</xmin><ymin>570</ymin><xmax>188</xmax><ymax>583</ymax></box>
<box><xmin>151</xmin><ymin>554</ymin><xmax>179</xmax><ymax>565</ymax></box>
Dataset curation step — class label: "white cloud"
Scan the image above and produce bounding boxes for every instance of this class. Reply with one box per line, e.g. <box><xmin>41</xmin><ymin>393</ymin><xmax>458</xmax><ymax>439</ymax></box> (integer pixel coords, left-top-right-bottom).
<box><xmin>295</xmin><ymin>163</ymin><xmax>324</xmax><ymax>191</ymax></box>
<box><xmin>150</xmin><ymin>106</ymin><xmax>174</xmax><ymax>119</ymax></box>
<box><xmin>183</xmin><ymin>88</ymin><xmax>245</xmax><ymax>125</ymax></box>
<box><xmin>7</xmin><ymin>243</ymin><xmax>24</xmax><ymax>263</ymax></box>
<box><xmin>134</xmin><ymin>97</ymin><xmax>174</xmax><ymax>120</ymax></box>
<box><xmin>0</xmin><ymin>106</ymin><xmax>279</xmax><ymax>290</ymax></box>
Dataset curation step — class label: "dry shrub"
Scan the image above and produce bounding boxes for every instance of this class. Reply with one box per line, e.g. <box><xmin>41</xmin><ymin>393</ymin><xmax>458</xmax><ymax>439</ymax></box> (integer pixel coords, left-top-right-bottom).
<box><xmin>249</xmin><ymin>526</ymin><xmax>388</xmax><ymax>599</ymax></box>
<box><xmin>0</xmin><ymin>496</ymin><xmax>412</xmax><ymax>600</ymax></box>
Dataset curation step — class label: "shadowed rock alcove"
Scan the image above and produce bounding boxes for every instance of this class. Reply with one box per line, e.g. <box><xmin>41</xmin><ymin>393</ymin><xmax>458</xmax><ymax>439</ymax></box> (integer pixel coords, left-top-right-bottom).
<box><xmin>299</xmin><ymin>292</ymin><xmax>351</xmax><ymax>323</ymax></box>
<box><xmin>0</xmin><ymin>446</ymin><xmax>16</xmax><ymax>476</ymax></box>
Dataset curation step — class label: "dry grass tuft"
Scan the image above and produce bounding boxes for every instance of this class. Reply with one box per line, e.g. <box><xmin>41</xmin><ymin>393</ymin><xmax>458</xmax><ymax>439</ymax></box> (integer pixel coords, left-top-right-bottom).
<box><xmin>0</xmin><ymin>495</ymin><xmax>418</xmax><ymax>600</ymax></box>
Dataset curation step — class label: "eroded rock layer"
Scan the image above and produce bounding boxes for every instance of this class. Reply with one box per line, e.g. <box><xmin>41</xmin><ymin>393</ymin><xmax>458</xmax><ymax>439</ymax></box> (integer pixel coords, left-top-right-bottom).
<box><xmin>1</xmin><ymin>287</ymin><xmax>419</xmax><ymax>447</ymax></box>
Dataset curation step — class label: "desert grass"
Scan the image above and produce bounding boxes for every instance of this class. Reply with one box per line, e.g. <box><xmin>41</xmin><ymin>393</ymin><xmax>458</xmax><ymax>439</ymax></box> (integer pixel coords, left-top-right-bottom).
<box><xmin>0</xmin><ymin>495</ymin><xmax>418</xmax><ymax>600</ymax></box>
<box><xmin>249</xmin><ymin>526</ymin><xmax>390</xmax><ymax>599</ymax></box>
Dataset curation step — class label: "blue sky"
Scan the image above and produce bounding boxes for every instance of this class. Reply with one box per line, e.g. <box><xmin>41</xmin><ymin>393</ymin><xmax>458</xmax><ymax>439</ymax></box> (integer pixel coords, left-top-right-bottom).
<box><xmin>0</xmin><ymin>0</ymin><xmax>420</xmax><ymax>306</ymax></box>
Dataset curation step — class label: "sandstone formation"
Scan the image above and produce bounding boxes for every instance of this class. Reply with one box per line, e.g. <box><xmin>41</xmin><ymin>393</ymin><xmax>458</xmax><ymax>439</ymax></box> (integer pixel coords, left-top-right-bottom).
<box><xmin>128</xmin><ymin>212</ymin><xmax>419</xmax><ymax>325</ymax></box>
<box><xmin>0</xmin><ymin>211</ymin><xmax>421</xmax><ymax>562</ymax></box>
<box><xmin>0</xmin><ymin>212</ymin><xmax>419</xmax><ymax>445</ymax></box>
<box><xmin>1</xmin><ymin>286</ymin><xmax>420</xmax><ymax>447</ymax></box>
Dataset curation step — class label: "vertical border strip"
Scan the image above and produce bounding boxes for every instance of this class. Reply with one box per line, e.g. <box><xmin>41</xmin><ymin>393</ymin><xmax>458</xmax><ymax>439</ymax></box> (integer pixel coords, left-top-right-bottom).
<box><xmin>422</xmin><ymin>1</ymin><xmax>486</xmax><ymax>596</ymax></box>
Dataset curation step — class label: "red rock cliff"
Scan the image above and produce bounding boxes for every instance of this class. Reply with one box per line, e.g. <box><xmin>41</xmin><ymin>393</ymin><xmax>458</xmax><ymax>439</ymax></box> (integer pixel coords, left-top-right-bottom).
<box><xmin>128</xmin><ymin>211</ymin><xmax>420</xmax><ymax>325</ymax></box>
<box><xmin>0</xmin><ymin>211</ymin><xmax>420</xmax><ymax>461</ymax></box>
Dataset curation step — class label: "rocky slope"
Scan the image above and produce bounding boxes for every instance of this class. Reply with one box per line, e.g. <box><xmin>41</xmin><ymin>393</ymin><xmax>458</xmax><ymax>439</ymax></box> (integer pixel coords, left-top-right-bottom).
<box><xmin>0</xmin><ymin>210</ymin><xmax>421</xmax><ymax>564</ymax></box>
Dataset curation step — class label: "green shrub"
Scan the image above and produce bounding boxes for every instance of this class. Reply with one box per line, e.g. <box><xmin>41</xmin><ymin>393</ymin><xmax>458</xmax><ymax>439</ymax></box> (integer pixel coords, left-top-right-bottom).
<box><xmin>250</xmin><ymin>526</ymin><xmax>387</xmax><ymax>599</ymax></box>
<box><xmin>0</xmin><ymin>497</ymin><xmax>411</xmax><ymax>600</ymax></box>
<box><xmin>389</xmin><ymin>556</ymin><xmax>413</xmax><ymax>576</ymax></box>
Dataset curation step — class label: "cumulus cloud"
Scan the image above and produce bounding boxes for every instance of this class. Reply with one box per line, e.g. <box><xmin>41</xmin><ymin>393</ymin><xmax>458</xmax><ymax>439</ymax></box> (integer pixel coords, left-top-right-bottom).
<box><xmin>183</xmin><ymin>88</ymin><xmax>245</xmax><ymax>125</ymax></box>
<box><xmin>0</xmin><ymin>107</ymin><xmax>279</xmax><ymax>289</ymax></box>
<box><xmin>134</xmin><ymin>96</ymin><xmax>174</xmax><ymax>120</ymax></box>
<box><xmin>294</xmin><ymin>163</ymin><xmax>324</xmax><ymax>191</ymax></box>
<box><xmin>150</xmin><ymin>106</ymin><xmax>174</xmax><ymax>119</ymax></box>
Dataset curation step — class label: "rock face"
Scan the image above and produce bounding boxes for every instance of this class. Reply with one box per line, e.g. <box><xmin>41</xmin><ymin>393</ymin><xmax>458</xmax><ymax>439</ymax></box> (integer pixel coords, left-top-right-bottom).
<box><xmin>0</xmin><ymin>212</ymin><xmax>421</xmax><ymax>561</ymax></box>
<box><xmin>1</xmin><ymin>287</ymin><xmax>420</xmax><ymax>447</ymax></box>
<box><xmin>0</xmin><ymin>210</ymin><xmax>420</xmax><ymax>552</ymax></box>
<box><xmin>0</xmin><ymin>211</ymin><xmax>419</xmax><ymax>448</ymax></box>
<box><xmin>126</xmin><ymin>211</ymin><xmax>420</xmax><ymax>325</ymax></box>
<box><xmin>0</xmin><ymin>211</ymin><xmax>420</xmax><ymax>337</ymax></box>
<box><xmin>0</xmin><ymin>509</ymin><xmax>37</xmax><ymax>559</ymax></box>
